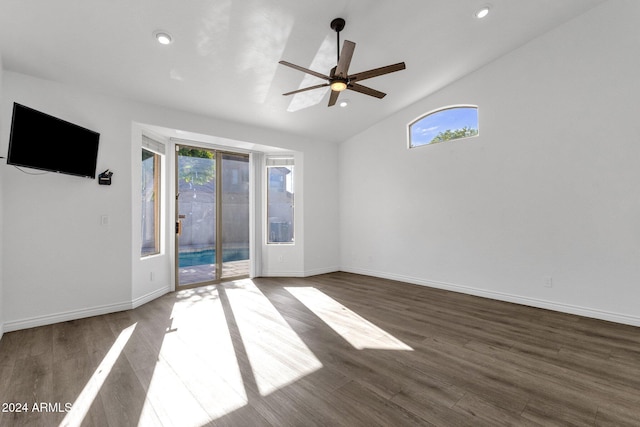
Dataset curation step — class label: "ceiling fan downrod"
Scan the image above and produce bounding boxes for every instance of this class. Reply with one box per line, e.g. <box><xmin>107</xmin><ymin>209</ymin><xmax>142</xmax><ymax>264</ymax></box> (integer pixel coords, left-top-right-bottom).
<box><xmin>330</xmin><ymin>18</ymin><xmax>346</xmax><ymax>65</ymax></box>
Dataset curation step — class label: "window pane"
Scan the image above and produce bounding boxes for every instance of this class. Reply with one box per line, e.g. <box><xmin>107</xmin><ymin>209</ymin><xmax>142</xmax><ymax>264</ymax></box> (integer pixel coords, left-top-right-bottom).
<box><xmin>222</xmin><ymin>153</ymin><xmax>250</xmax><ymax>278</ymax></box>
<box><xmin>409</xmin><ymin>106</ymin><xmax>478</xmax><ymax>148</ymax></box>
<box><xmin>267</xmin><ymin>165</ymin><xmax>294</xmax><ymax>244</ymax></box>
<box><xmin>141</xmin><ymin>148</ymin><xmax>160</xmax><ymax>256</ymax></box>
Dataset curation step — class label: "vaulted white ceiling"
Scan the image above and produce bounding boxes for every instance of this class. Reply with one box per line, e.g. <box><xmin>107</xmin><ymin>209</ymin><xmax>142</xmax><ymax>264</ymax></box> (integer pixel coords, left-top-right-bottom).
<box><xmin>0</xmin><ymin>0</ymin><xmax>606</xmax><ymax>143</ymax></box>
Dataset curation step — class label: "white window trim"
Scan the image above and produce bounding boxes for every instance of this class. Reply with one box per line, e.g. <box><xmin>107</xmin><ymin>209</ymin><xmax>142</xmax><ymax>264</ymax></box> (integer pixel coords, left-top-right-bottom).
<box><xmin>265</xmin><ymin>155</ymin><xmax>295</xmax><ymax>245</ymax></box>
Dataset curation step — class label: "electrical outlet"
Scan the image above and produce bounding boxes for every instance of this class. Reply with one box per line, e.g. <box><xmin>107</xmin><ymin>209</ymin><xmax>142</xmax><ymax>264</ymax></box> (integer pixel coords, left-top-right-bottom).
<box><xmin>278</xmin><ymin>255</ymin><xmax>284</xmax><ymax>263</ymax></box>
<box><xmin>544</xmin><ymin>277</ymin><xmax>553</xmax><ymax>288</ymax></box>
<box><xmin>150</xmin><ymin>272</ymin><xmax>154</xmax><ymax>282</ymax></box>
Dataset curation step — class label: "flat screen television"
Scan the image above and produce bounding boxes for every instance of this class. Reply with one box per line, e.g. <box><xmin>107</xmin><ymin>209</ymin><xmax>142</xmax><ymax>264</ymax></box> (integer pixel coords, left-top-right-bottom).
<box><xmin>7</xmin><ymin>103</ymin><xmax>100</xmax><ymax>179</ymax></box>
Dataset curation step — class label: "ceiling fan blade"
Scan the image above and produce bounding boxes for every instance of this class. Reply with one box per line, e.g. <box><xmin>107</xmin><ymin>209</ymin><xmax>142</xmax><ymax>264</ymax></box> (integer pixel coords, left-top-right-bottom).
<box><xmin>328</xmin><ymin>90</ymin><xmax>340</xmax><ymax>107</ymax></box>
<box><xmin>334</xmin><ymin>40</ymin><xmax>356</xmax><ymax>78</ymax></box>
<box><xmin>349</xmin><ymin>62</ymin><xmax>406</xmax><ymax>82</ymax></box>
<box><xmin>348</xmin><ymin>83</ymin><xmax>386</xmax><ymax>99</ymax></box>
<box><xmin>279</xmin><ymin>61</ymin><xmax>330</xmax><ymax>81</ymax></box>
<box><xmin>283</xmin><ymin>83</ymin><xmax>330</xmax><ymax>96</ymax></box>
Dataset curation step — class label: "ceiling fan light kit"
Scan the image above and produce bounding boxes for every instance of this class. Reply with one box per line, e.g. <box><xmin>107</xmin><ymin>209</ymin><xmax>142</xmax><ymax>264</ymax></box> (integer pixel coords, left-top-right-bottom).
<box><xmin>279</xmin><ymin>18</ymin><xmax>406</xmax><ymax>107</ymax></box>
<box><xmin>330</xmin><ymin>80</ymin><xmax>347</xmax><ymax>92</ymax></box>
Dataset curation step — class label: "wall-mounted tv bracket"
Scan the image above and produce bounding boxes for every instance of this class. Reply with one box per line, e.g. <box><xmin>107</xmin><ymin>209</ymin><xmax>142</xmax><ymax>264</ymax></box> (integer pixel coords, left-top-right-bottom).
<box><xmin>98</xmin><ymin>169</ymin><xmax>113</xmax><ymax>185</ymax></box>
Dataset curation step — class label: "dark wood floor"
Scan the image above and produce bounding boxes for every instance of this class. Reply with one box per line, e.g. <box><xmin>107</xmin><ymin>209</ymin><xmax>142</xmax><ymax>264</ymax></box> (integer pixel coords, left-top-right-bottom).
<box><xmin>1</xmin><ymin>272</ymin><xmax>640</xmax><ymax>426</ymax></box>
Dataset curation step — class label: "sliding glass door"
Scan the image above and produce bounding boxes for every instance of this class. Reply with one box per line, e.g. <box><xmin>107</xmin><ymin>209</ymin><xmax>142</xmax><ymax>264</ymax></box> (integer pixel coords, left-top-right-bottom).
<box><xmin>220</xmin><ymin>153</ymin><xmax>250</xmax><ymax>279</ymax></box>
<box><xmin>175</xmin><ymin>145</ymin><xmax>249</xmax><ymax>288</ymax></box>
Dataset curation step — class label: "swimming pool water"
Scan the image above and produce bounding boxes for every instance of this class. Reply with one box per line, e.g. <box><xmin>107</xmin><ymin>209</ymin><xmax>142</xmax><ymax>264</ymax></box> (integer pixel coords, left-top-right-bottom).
<box><xmin>179</xmin><ymin>248</ymin><xmax>249</xmax><ymax>267</ymax></box>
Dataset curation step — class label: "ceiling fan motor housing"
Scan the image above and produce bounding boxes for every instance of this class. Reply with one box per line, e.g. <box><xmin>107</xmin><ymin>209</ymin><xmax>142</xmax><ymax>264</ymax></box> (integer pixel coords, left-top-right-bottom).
<box><xmin>330</xmin><ymin>18</ymin><xmax>346</xmax><ymax>32</ymax></box>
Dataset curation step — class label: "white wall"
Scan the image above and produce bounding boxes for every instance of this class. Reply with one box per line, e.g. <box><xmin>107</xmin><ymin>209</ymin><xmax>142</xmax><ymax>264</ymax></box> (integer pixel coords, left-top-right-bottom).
<box><xmin>2</xmin><ymin>73</ymin><xmax>135</xmax><ymax>329</ymax></box>
<box><xmin>260</xmin><ymin>151</ymin><xmax>306</xmax><ymax>277</ymax></box>
<box><xmin>258</xmin><ymin>142</ymin><xmax>341</xmax><ymax>277</ymax></box>
<box><xmin>0</xmin><ymin>54</ymin><xmax>4</xmax><ymax>338</ymax></box>
<box><xmin>303</xmin><ymin>142</ymin><xmax>340</xmax><ymax>275</ymax></box>
<box><xmin>339</xmin><ymin>0</ymin><xmax>640</xmax><ymax>326</ymax></box>
<box><xmin>1</xmin><ymin>71</ymin><xmax>339</xmax><ymax>331</ymax></box>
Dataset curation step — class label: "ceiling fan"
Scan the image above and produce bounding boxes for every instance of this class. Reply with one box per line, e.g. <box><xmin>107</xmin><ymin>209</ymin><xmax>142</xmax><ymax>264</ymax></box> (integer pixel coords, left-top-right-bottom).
<box><xmin>279</xmin><ymin>18</ymin><xmax>406</xmax><ymax>107</ymax></box>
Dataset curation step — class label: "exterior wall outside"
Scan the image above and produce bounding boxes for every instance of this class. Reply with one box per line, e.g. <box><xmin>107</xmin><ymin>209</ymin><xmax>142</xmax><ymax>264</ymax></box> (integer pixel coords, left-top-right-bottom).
<box><xmin>176</xmin><ymin>181</ymin><xmax>250</xmax><ymax>250</ymax></box>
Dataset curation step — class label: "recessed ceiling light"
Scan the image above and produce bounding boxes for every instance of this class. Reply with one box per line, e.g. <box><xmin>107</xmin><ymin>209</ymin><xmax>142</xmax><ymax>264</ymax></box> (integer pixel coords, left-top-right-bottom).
<box><xmin>339</xmin><ymin>99</ymin><xmax>349</xmax><ymax>108</ymax></box>
<box><xmin>475</xmin><ymin>5</ymin><xmax>491</xmax><ymax>19</ymax></box>
<box><xmin>154</xmin><ymin>30</ymin><xmax>173</xmax><ymax>45</ymax></box>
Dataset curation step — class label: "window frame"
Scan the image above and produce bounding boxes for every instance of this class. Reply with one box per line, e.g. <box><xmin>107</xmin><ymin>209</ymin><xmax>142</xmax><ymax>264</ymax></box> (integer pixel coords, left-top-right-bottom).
<box><xmin>266</xmin><ymin>156</ymin><xmax>295</xmax><ymax>245</ymax></box>
<box><xmin>141</xmin><ymin>147</ymin><xmax>162</xmax><ymax>258</ymax></box>
<box><xmin>408</xmin><ymin>105</ymin><xmax>479</xmax><ymax>149</ymax></box>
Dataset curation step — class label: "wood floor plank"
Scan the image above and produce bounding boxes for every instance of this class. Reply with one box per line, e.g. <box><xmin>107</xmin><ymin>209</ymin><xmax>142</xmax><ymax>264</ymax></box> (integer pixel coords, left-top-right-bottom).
<box><xmin>1</xmin><ymin>272</ymin><xmax>639</xmax><ymax>426</ymax></box>
<box><xmin>330</xmin><ymin>380</ymin><xmax>434</xmax><ymax>426</ymax></box>
<box><xmin>595</xmin><ymin>400</ymin><xmax>640</xmax><ymax>427</ymax></box>
<box><xmin>52</xmin><ymin>320</ymin><xmax>88</xmax><ymax>362</ymax></box>
<box><xmin>2</xmin><ymin>352</ymin><xmax>54</xmax><ymax>427</ymax></box>
<box><xmin>522</xmin><ymin>396</ymin><xmax>598</xmax><ymax>427</ymax></box>
<box><xmin>453</xmin><ymin>392</ymin><xmax>541</xmax><ymax>427</ymax></box>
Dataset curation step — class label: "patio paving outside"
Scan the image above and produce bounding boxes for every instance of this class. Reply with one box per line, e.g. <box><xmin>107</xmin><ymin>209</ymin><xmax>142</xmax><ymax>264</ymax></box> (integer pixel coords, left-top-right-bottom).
<box><xmin>178</xmin><ymin>259</ymin><xmax>249</xmax><ymax>287</ymax></box>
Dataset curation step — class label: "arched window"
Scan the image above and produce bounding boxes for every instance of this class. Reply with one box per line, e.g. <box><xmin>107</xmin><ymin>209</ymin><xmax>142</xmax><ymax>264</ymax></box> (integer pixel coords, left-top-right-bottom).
<box><xmin>409</xmin><ymin>105</ymin><xmax>478</xmax><ymax>148</ymax></box>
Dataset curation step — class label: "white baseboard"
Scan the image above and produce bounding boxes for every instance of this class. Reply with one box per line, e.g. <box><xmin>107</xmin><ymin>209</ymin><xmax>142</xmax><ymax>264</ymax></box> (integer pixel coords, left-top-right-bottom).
<box><xmin>260</xmin><ymin>270</ymin><xmax>306</xmax><ymax>277</ymax></box>
<box><xmin>341</xmin><ymin>267</ymin><xmax>640</xmax><ymax>328</ymax></box>
<box><xmin>303</xmin><ymin>266</ymin><xmax>340</xmax><ymax>277</ymax></box>
<box><xmin>3</xmin><ymin>286</ymin><xmax>171</xmax><ymax>333</ymax></box>
<box><xmin>132</xmin><ymin>286</ymin><xmax>171</xmax><ymax>309</ymax></box>
<box><xmin>260</xmin><ymin>266</ymin><xmax>339</xmax><ymax>278</ymax></box>
<box><xmin>3</xmin><ymin>301</ymin><xmax>132</xmax><ymax>332</ymax></box>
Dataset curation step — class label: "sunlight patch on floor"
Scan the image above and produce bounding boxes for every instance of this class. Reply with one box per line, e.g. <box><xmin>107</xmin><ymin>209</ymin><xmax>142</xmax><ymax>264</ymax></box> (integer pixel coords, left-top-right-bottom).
<box><xmin>140</xmin><ymin>286</ymin><xmax>248</xmax><ymax>424</ymax></box>
<box><xmin>285</xmin><ymin>287</ymin><xmax>414</xmax><ymax>351</ymax></box>
<box><xmin>226</xmin><ymin>279</ymin><xmax>323</xmax><ymax>396</ymax></box>
<box><xmin>138</xmin><ymin>355</ymin><xmax>213</xmax><ymax>426</ymax></box>
<box><xmin>60</xmin><ymin>323</ymin><xmax>137</xmax><ymax>427</ymax></box>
